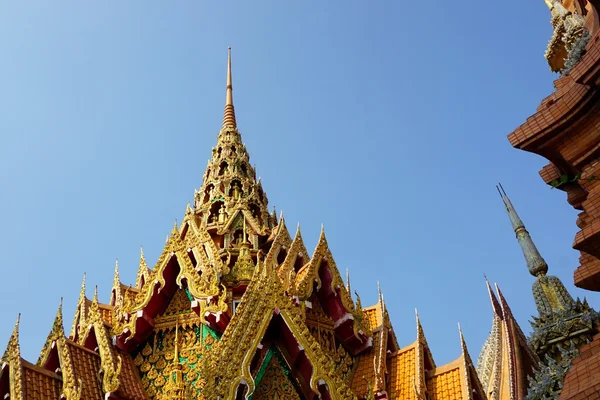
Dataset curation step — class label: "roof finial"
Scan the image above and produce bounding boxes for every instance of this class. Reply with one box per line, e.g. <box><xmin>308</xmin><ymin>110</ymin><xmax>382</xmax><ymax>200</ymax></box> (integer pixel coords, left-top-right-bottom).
<box><xmin>496</xmin><ymin>183</ymin><xmax>548</xmax><ymax>277</ymax></box>
<box><xmin>222</xmin><ymin>47</ymin><xmax>237</xmax><ymax>128</ymax></box>
<box><xmin>346</xmin><ymin>268</ymin><xmax>351</xmax><ymax>293</ymax></box>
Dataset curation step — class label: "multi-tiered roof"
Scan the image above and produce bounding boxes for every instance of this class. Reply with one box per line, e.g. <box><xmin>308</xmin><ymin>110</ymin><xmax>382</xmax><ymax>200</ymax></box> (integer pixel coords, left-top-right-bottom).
<box><xmin>1</xmin><ymin>49</ymin><xmax>540</xmax><ymax>400</ymax></box>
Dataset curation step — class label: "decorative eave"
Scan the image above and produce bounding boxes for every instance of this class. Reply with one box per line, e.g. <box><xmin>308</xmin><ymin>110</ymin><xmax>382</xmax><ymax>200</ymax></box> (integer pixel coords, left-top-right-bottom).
<box><xmin>36</xmin><ymin>301</ymin><xmax>83</xmax><ymax>400</ymax></box>
<box><xmin>82</xmin><ymin>294</ymin><xmax>122</xmax><ymax>396</ymax></box>
<box><xmin>292</xmin><ymin>226</ymin><xmax>371</xmax><ymax>355</ymax></box>
<box><xmin>112</xmin><ymin>215</ymin><xmax>229</xmax><ymax>350</ymax></box>
<box><xmin>69</xmin><ymin>274</ymin><xmax>87</xmax><ymax>341</ymax></box>
<box><xmin>277</xmin><ymin>222</ymin><xmax>309</xmax><ymax>291</ymax></box>
<box><xmin>135</xmin><ymin>247</ymin><xmax>152</xmax><ymax>290</ymax></box>
<box><xmin>495</xmin><ymin>284</ymin><xmax>539</xmax><ymax>399</ymax></box>
<box><xmin>1</xmin><ymin>315</ymin><xmax>24</xmax><ymax>400</ymax></box>
<box><xmin>219</xmin><ymin>206</ymin><xmax>269</xmax><ymax>236</ymax></box>
<box><xmin>458</xmin><ymin>324</ymin><xmax>486</xmax><ymax>400</ymax></box>
<box><xmin>476</xmin><ymin>281</ymin><xmax>504</xmax><ymax>399</ymax></box>
<box><xmin>201</xmin><ymin>221</ymin><xmax>357</xmax><ymax>399</ymax></box>
<box><xmin>414</xmin><ymin>310</ymin><xmax>436</xmax><ymax>398</ymax></box>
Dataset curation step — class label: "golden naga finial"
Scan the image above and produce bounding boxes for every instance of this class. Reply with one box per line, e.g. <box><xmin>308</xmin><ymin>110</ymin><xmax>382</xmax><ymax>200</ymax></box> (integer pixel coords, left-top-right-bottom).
<box><xmin>69</xmin><ymin>274</ymin><xmax>87</xmax><ymax>340</ymax></box>
<box><xmin>3</xmin><ymin>314</ymin><xmax>23</xmax><ymax>400</ymax></box>
<box><xmin>136</xmin><ymin>246</ymin><xmax>149</xmax><ymax>289</ymax></box>
<box><xmin>346</xmin><ymin>268</ymin><xmax>351</xmax><ymax>293</ymax></box>
<box><xmin>112</xmin><ymin>259</ymin><xmax>120</xmax><ymax>289</ymax></box>
<box><xmin>93</xmin><ymin>285</ymin><xmax>99</xmax><ymax>303</ymax></box>
<box><xmin>6</xmin><ymin>314</ymin><xmax>21</xmax><ymax>359</ymax></box>
<box><xmin>223</xmin><ymin>47</ymin><xmax>237</xmax><ymax>128</ymax></box>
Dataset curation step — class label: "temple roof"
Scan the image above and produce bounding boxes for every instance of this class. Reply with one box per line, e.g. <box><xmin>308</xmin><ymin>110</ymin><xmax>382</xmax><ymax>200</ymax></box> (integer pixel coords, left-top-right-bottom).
<box><xmin>0</xmin><ymin>48</ymin><xmax>544</xmax><ymax>400</ymax></box>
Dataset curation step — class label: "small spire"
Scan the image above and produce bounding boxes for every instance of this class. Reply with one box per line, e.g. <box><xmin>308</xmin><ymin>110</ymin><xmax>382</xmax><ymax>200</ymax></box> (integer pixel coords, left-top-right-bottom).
<box><xmin>93</xmin><ymin>285</ymin><xmax>99</xmax><ymax>303</ymax></box>
<box><xmin>11</xmin><ymin>314</ymin><xmax>20</xmax><ymax>341</ymax></box>
<box><xmin>458</xmin><ymin>323</ymin><xmax>470</xmax><ymax>355</ymax></box>
<box><xmin>415</xmin><ymin>308</ymin><xmax>425</xmax><ymax>339</ymax></box>
<box><xmin>485</xmin><ymin>278</ymin><xmax>503</xmax><ymax>317</ymax></box>
<box><xmin>171</xmin><ymin>219</ymin><xmax>179</xmax><ymax>237</ymax></box>
<box><xmin>136</xmin><ymin>246</ymin><xmax>148</xmax><ymax>289</ymax></box>
<box><xmin>496</xmin><ymin>184</ymin><xmax>548</xmax><ymax>277</ymax></box>
<box><xmin>53</xmin><ymin>298</ymin><xmax>65</xmax><ymax>334</ymax></box>
<box><xmin>78</xmin><ymin>273</ymin><xmax>87</xmax><ymax>303</ymax></box>
<box><xmin>346</xmin><ymin>268</ymin><xmax>351</xmax><ymax>293</ymax></box>
<box><xmin>222</xmin><ymin>47</ymin><xmax>237</xmax><ymax>128</ymax></box>
<box><xmin>5</xmin><ymin>314</ymin><xmax>21</xmax><ymax>360</ymax></box>
<box><xmin>113</xmin><ymin>259</ymin><xmax>120</xmax><ymax>284</ymax></box>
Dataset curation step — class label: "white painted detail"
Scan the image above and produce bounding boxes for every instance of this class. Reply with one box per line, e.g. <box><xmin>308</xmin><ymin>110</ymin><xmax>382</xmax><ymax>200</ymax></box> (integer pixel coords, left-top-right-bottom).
<box><xmin>333</xmin><ymin>313</ymin><xmax>354</xmax><ymax>329</ymax></box>
<box><xmin>233</xmin><ymin>299</ymin><xmax>241</xmax><ymax>314</ymax></box>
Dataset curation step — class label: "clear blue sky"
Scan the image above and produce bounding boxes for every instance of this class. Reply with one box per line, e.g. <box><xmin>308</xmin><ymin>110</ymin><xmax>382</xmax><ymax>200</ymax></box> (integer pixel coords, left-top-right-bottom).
<box><xmin>1</xmin><ymin>1</ymin><xmax>597</xmax><ymax>366</ymax></box>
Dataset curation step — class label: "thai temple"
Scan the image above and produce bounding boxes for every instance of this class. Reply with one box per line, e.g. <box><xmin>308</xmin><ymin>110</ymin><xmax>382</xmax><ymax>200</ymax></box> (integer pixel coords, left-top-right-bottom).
<box><xmin>3</xmin><ymin>0</ymin><xmax>600</xmax><ymax>397</ymax></box>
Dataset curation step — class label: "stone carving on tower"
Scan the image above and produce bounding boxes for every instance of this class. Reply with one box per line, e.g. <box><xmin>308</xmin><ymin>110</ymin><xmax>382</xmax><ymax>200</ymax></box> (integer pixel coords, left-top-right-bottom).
<box><xmin>543</xmin><ymin>0</ymin><xmax>591</xmax><ymax>75</ymax></box>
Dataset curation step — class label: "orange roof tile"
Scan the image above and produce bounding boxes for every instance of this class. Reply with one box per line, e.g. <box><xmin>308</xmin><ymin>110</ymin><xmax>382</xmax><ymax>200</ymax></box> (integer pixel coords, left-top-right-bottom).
<box><xmin>115</xmin><ymin>349</ymin><xmax>149</xmax><ymax>400</ymax></box>
<box><xmin>387</xmin><ymin>345</ymin><xmax>417</xmax><ymax>399</ymax></box>
<box><xmin>97</xmin><ymin>303</ymin><xmax>113</xmax><ymax>326</ymax></box>
<box><xmin>426</xmin><ymin>361</ymin><xmax>464</xmax><ymax>400</ymax></box>
<box><xmin>21</xmin><ymin>359</ymin><xmax>62</xmax><ymax>400</ymax></box>
<box><xmin>363</xmin><ymin>305</ymin><xmax>381</xmax><ymax>331</ymax></box>
<box><xmin>350</xmin><ymin>333</ymin><xmax>380</xmax><ymax>397</ymax></box>
<box><xmin>65</xmin><ymin>340</ymin><xmax>104</xmax><ymax>399</ymax></box>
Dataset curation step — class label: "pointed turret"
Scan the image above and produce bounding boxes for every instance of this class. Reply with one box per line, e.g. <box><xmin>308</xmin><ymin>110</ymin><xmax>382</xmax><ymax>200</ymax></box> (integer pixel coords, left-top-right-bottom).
<box><xmin>497</xmin><ymin>186</ymin><xmax>597</xmax><ymax>361</ymax></box>
<box><xmin>497</xmin><ymin>184</ymin><xmax>548</xmax><ymax>277</ymax></box>
<box><xmin>497</xmin><ymin>185</ymin><xmax>579</xmax><ymax>315</ymax></box>
<box><xmin>193</xmin><ymin>47</ymin><xmax>271</xmax><ymax>260</ymax></box>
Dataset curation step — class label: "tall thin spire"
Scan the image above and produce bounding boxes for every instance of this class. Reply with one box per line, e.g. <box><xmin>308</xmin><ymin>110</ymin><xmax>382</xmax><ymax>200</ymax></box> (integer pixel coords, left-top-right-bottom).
<box><xmin>222</xmin><ymin>47</ymin><xmax>237</xmax><ymax>128</ymax></box>
<box><xmin>496</xmin><ymin>184</ymin><xmax>548</xmax><ymax>277</ymax></box>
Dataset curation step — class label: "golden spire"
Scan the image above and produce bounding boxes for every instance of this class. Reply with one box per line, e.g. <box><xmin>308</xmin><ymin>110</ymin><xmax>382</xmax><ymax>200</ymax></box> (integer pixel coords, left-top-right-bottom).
<box><xmin>223</xmin><ymin>47</ymin><xmax>237</xmax><ymax>128</ymax></box>
<box><xmin>415</xmin><ymin>308</ymin><xmax>424</xmax><ymax>339</ymax></box>
<box><xmin>93</xmin><ymin>285</ymin><xmax>99</xmax><ymax>304</ymax></box>
<box><xmin>346</xmin><ymin>268</ymin><xmax>351</xmax><ymax>293</ymax></box>
<box><xmin>4</xmin><ymin>314</ymin><xmax>21</xmax><ymax>361</ymax></box>
<box><xmin>136</xmin><ymin>246</ymin><xmax>150</xmax><ymax>290</ymax></box>
<box><xmin>69</xmin><ymin>274</ymin><xmax>87</xmax><ymax>339</ymax></box>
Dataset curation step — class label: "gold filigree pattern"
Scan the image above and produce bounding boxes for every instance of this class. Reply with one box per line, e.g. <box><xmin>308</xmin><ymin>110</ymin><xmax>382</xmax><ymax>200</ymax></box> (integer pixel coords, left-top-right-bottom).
<box><xmin>201</xmin><ymin>221</ymin><xmax>357</xmax><ymax>399</ymax></box>
<box><xmin>252</xmin><ymin>353</ymin><xmax>302</xmax><ymax>400</ymax></box>
<box><xmin>136</xmin><ymin>324</ymin><xmax>219</xmax><ymax>399</ymax></box>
